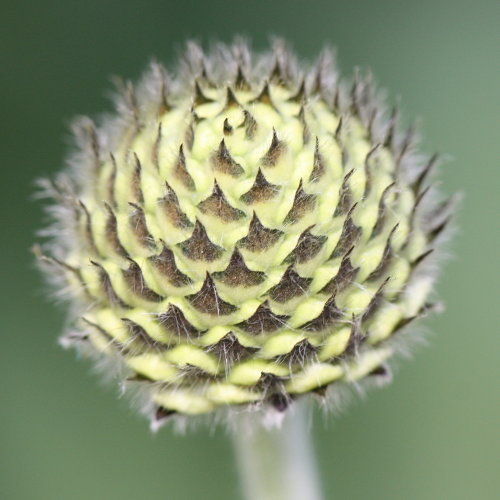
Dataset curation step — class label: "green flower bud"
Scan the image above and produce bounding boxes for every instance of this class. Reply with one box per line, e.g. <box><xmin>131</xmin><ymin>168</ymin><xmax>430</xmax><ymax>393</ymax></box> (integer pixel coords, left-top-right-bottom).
<box><xmin>37</xmin><ymin>40</ymin><xmax>452</xmax><ymax>429</ymax></box>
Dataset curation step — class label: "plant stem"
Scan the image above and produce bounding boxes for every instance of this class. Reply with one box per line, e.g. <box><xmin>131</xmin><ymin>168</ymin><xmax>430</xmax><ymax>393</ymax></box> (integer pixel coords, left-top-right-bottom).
<box><xmin>232</xmin><ymin>401</ymin><xmax>324</xmax><ymax>500</ymax></box>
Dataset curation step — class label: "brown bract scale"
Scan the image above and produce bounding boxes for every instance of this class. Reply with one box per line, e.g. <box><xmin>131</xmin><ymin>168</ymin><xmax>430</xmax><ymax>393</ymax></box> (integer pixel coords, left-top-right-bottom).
<box><xmin>37</xmin><ymin>39</ymin><xmax>451</xmax><ymax>428</ymax></box>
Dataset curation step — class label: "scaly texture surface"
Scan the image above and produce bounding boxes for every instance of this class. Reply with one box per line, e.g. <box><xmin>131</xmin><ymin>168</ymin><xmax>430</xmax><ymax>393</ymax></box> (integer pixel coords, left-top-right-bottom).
<box><xmin>37</xmin><ymin>41</ymin><xmax>451</xmax><ymax>426</ymax></box>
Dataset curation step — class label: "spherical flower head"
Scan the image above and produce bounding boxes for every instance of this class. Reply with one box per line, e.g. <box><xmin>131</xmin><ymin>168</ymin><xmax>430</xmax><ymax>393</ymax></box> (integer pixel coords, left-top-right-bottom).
<box><xmin>37</xmin><ymin>40</ymin><xmax>453</xmax><ymax>429</ymax></box>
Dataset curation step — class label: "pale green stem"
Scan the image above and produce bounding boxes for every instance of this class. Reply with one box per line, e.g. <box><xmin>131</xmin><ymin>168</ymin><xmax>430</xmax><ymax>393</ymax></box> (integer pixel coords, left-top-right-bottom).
<box><xmin>232</xmin><ymin>402</ymin><xmax>324</xmax><ymax>500</ymax></box>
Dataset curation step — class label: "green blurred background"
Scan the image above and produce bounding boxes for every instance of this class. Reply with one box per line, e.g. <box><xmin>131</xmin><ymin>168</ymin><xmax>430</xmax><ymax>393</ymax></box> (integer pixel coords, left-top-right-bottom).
<box><xmin>1</xmin><ymin>1</ymin><xmax>498</xmax><ymax>499</ymax></box>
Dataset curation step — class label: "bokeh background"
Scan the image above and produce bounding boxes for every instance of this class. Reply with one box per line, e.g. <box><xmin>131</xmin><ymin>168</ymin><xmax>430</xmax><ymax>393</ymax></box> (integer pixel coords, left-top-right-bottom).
<box><xmin>1</xmin><ymin>1</ymin><xmax>498</xmax><ymax>499</ymax></box>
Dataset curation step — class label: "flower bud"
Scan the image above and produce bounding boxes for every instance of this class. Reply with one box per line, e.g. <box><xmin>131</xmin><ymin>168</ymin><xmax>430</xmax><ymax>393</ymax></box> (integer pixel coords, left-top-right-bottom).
<box><xmin>37</xmin><ymin>40</ymin><xmax>452</xmax><ymax>428</ymax></box>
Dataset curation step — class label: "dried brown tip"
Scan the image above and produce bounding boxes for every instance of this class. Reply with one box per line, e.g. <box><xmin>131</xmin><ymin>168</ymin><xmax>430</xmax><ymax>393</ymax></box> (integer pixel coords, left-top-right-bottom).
<box><xmin>78</xmin><ymin>200</ymin><xmax>99</xmax><ymax>256</ymax></box>
<box><xmin>238</xmin><ymin>212</ymin><xmax>283</xmax><ymax>252</ymax></box>
<box><xmin>236</xmin><ymin>301</ymin><xmax>290</xmax><ymax>335</ymax></box>
<box><xmin>367</xmin><ymin>224</ymin><xmax>399</xmax><ymax>282</ymax></box>
<box><xmin>207</xmin><ymin>332</ymin><xmax>258</xmax><ymax>364</ymax></box>
<box><xmin>223</xmin><ymin>118</ymin><xmax>233</xmax><ymax>136</ymax></box>
<box><xmin>32</xmin><ymin>246</ymin><xmax>68</xmax><ymax>271</ymax></box>
<box><xmin>268</xmin><ymin>266</ymin><xmax>312</xmax><ymax>303</ymax></box>
<box><xmin>90</xmin><ymin>260</ymin><xmax>129</xmax><ymax>308</ymax></box>
<box><xmin>251</xmin><ymin>81</ymin><xmax>277</xmax><ymax>110</ymax></box>
<box><xmin>106</xmin><ymin>153</ymin><xmax>118</xmax><ymax>207</ymax></box>
<box><xmin>283</xmin><ymin>226</ymin><xmax>327</xmax><ymax>265</ymax></box>
<box><xmin>213</xmin><ymin>247</ymin><xmax>265</xmax><ymax>287</ymax></box>
<box><xmin>242</xmin><ymin>110</ymin><xmax>257</xmax><ymax>139</ymax></box>
<box><xmin>268</xmin><ymin>59</ymin><xmax>287</xmax><ymax>86</ymax></box>
<box><xmin>131</xmin><ymin>153</ymin><xmax>144</xmax><ymax>204</ymax></box>
<box><xmin>332</xmin><ymin>86</ymin><xmax>340</xmax><ymax>112</ymax></box>
<box><xmin>193</xmin><ymin>80</ymin><xmax>213</xmax><ymax>106</ymax></box>
<box><xmin>288</xmin><ymin>79</ymin><xmax>306</xmax><ymax>104</ymax></box>
<box><xmin>370</xmin><ymin>182</ymin><xmax>396</xmax><ymax>239</ymax></box>
<box><xmin>234</xmin><ymin>65</ymin><xmax>251</xmax><ymax>91</ymax></box>
<box><xmin>158</xmin><ymin>182</ymin><xmax>193</xmax><ymax>229</ymax></box>
<box><xmin>224</xmin><ymin>86</ymin><xmax>240</xmax><ymax>109</ymax></box>
<box><xmin>279</xmin><ymin>339</ymin><xmax>317</xmax><ymax>365</ymax></box>
<box><xmin>300</xmin><ymin>295</ymin><xmax>343</xmax><ymax>332</ymax></box>
<box><xmin>79</xmin><ymin>119</ymin><xmax>101</xmax><ymax>173</ymax></box>
<box><xmin>177</xmin><ymin>220</ymin><xmax>224</xmax><ymax>262</ymax></box>
<box><xmin>122</xmin><ymin>259</ymin><xmax>164</xmax><ymax>302</ymax></box>
<box><xmin>212</xmin><ymin>139</ymin><xmax>244</xmax><ymax>177</ymax></box>
<box><xmin>174</xmin><ymin>144</ymin><xmax>195</xmax><ymax>190</ymax></box>
<box><xmin>240</xmin><ymin>168</ymin><xmax>280</xmax><ymax>205</ymax></box>
<box><xmin>334</xmin><ymin>116</ymin><xmax>343</xmax><ymax>140</ymax></box>
<box><xmin>158</xmin><ymin>304</ymin><xmax>201</xmax><ymax>338</ymax></box>
<box><xmin>260</xmin><ymin>128</ymin><xmax>286</xmax><ymax>167</ymax></box>
<box><xmin>121</xmin><ymin>318</ymin><xmax>169</xmax><ymax>350</ymax></box>
<box><xmin>128</xmin><ymin>202</ymin><xmax>155</xmax><ymax>249</ymax></box>
<box><xmin>184</xmin><ymin>116</ymin><xmax>196</xmax><ymax>152</ymax></box>
<box><xmin>187</xmin><ymin>273</ymin><xmax>237</xmax><ymax>316</ymax></box>
<box><xmin>350</xmin><ymin>71</ymin><xmax>362</xmax><ymax>117</ymax></box>
<box><xmin>395</xmin><ymin>123</ymin><xmax>416</xmax><ymax>172</ymax></box>
<box><xmin>297</xmin><ymin>105</ymin><xmax>311</xmax><ymax>145</ymax></box>
<box><xmin>310</xmin><ymin>67</ymin><xmax>324</xmax><ymax>98</ymax></box>
<box><xmin>320</xmin><ymin>247</ymin><xmax>359</xmax><ymax>295</ymax></box>
<box><xmin>81</xmin><ymin>317</ymin><xmax>121</xmax><ymax>350</ymax></box>
<box><xmin>153</xmin><ymin>62</ymin><xmax>170</xmax><ymax>115</ymax></box>
<box><xmin>428</xmin><ymin>216</ymin><xmax>452</xmax><ymax>243</ymax></box>
<box><xmin>344</xmin><ymin>315</ymin><xmax>367</xmax><ymax>357</ymax></box>
<box><xmin>363</xmin><ymin>143</ymin><xmax>381</xmax><ymax>198</ymax></box>
<box><xmin>197</xmin><ymin>181</ymin><xmax>245</xmax><ymax>222</ymax></box>
<box><xmin>255</xmin><ymin>371</ymin><xmax>287</xmax><ymax>392</ymax></box>
<box><xmin>153</xmin><ymin>407</ymin><xmax>177</xmax><ymax>427</ymax></box>
<box><xmin>383</xmin><ymin>106</ymin><xmax>398</xmax><ymax>149</ymax></box>
<box><xmin>149</xmin><ymin>241</ymin><xmax>192</xmax><ymax>287</ymax></box>
<box><xmin>152</xmin><ymin>123</ymin><xmax>162</xmax><ymax>169</ymax></box>
<box><xmin>362</xmin><ymin>277</ymin><xmax>391</xmax><ymax>323</ymax></box>
<box><xmin>413</xmin><ymin>153</ymin><xmax>439</xmax><ymax>194</ymax></box>
<box><xmin>283</xmin><ymin>180</ymin><xmax>316</xmax><ymax>224</ymax></box>
<box><xmin>330</xmin><ymin>204</ymin><xmax>361</xmax><ymax>259</ymax></box>
<box><xmin>198</xmin><ymin>59</ymin><xmax>213</xmax><ymax>86</ymax></box>
<box><xmin>333</xmin><ymin>169</ymin><xmax>355</xmax><ymax>217</ymax></box>
<box><xmin>309</xmin><ymin>137</ymin><xmax>325</xmax><ymax>182</ymax></box>
<box><xmin>104</xmin><ymin>202</ymin><xmax>129</xmax><ymax>258</ymax></box>
<box><xmin>268</xmin><ymin>392</ymin><xmax>292</xmax><ymax>412</ymax></box>
<box><xmin>367</xmin><ymin>108</ymin><xmax>378</xmax><ymax>141</ymax></box>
